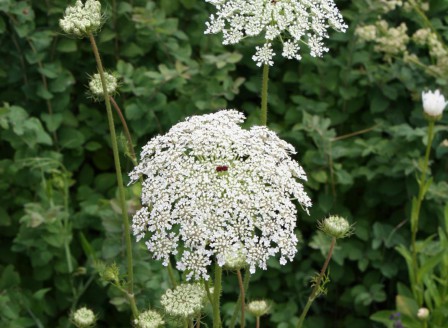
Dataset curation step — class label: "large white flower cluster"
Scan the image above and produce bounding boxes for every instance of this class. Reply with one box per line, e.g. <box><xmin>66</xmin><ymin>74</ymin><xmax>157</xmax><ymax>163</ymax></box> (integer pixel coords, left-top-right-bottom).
<box><xmin>130</xmin><ymin>110</ymin><xmax>311</xmax><ymax>280</ymax></box>
<box><xmin>204</xmin><ymin>0</ymin><xmax>348</xmax><ymax>66</ymax></box>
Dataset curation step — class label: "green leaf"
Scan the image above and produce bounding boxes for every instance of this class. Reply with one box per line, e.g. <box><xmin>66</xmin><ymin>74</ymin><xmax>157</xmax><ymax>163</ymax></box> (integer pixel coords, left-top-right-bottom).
<box><xmin>59</xmin><ymin>127</ymin><xmax>86</xmax><ymax>149</ymax></box>
<box><xmin>0</xmin><ymin>265</ymin><xmax>20</xmax><ymax>290</ymax></box>
<box><xmin>396</xmin><ymin>295</ymin><xmax>418</xmax><ymax>319</ymax></box>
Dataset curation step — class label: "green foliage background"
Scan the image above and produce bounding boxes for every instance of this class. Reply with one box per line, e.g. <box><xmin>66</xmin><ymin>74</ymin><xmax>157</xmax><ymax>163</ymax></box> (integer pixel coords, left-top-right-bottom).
<box><xmin>1</xmin><ymin>0</ymin><xmax>448</xmax><ymax>327</ymax></box>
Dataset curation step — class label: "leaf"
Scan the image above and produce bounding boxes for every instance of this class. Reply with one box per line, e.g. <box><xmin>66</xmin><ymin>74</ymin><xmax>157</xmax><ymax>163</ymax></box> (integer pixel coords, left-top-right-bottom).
<box><xmin>0</xmin><ymin>265</ymin><xmax>21</xmax><ymax>290</ymax></box>
<box><xmin>396</xmin><ymin>295</ymin><xmax>418</xmax><ymax>319</ymax></box>
<box><xmin>59</xmin><ymin>127</ymin><xmax>86</xmax><ymax>149</ymax></box>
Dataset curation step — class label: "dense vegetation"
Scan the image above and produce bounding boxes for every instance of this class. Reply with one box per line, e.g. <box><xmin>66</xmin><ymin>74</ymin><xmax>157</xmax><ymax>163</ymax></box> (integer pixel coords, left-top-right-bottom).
<box><xmin>1</xmin><ymin>0</ymin><xmax>447</xmax><ymax>327</ymax></box>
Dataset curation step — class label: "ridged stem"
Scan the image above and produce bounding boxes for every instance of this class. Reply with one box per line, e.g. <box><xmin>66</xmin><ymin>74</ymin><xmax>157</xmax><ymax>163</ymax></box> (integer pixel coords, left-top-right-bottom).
<box><xmin>88</xmin><ymin>33</ymin><xmax>138</xmax><ymax>319</ymax></box>
<box><xmin>212</xmin><ymin>263</ymin><xmax>223</xmax><ymax>328</ymax></box>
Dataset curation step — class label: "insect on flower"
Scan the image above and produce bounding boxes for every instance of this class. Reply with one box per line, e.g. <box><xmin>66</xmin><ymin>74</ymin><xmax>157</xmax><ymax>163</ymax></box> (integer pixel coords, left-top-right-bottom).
<box><xmin>216</xmin><ymin>165</ymin><xmax>228</xmax><ymax>172</ymax></box>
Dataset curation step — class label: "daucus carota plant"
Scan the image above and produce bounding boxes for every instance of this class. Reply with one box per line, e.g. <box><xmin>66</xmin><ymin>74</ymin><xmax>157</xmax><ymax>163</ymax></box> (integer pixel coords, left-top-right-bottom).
<box><xmin>129</xmin><ymin>110</ymin><xmax>312</xmax><ymax>280</ymax></box>
<box><xmin>204</xmin><ymin>0</ymin><xmax>348</xmax><ymax>66</ymax></box>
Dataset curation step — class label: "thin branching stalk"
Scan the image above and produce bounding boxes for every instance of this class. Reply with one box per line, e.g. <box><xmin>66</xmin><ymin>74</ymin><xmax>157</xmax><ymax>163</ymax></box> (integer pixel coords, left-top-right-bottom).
<box><xmin>261</xmin><ymin>64</ymin><xmax>269</xmax><ymax>126</ymax></box>
<box><xmin>195</xmin><ymin>313</ymin><xmax>201</xmax><ymax>328</ymax></box>
<box><xmin>236</xmin><ymin>269</ymin><xmax>245</xmax><ymax>328</ymax></box>
<box><xmin>230</xmin><ymin>268</ymin><xmax>250</xmax><ymax>328</ymax></box>
<box><xmin>110</xmin><ymin>96</ymin><xmax>138</xmax><ymax>166</ymax></box>
<box><xmin>88</xmin><ymin>32</ymin><xmax>138</xmax><ymax>319</ymax></box>
<box><xmin>410</xmin><ymin>119</ymin><xmax>436</xmax><ymax>305</ymax></box>
<box><xmin>297</xmin><ymin>237</ymin><xmax>336</xmax><ymax>328</ymax></box>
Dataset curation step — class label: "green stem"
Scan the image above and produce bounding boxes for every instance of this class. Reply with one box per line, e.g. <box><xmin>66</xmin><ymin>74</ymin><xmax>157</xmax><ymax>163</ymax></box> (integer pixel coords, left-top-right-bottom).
<box><xmin>229</xmin><ymin>268</ymin><xmax>251</xmax><ymax>328</ymax></box>
<box><xmin>256</xmin><ymin>316</ymin><xmax>260</xmax><ymax>328</ymax></box>
<box><xmin>260</xmin><ymin>64</ymin><xmax>269</xmax><ymax>126</ymax></box>
<box><xmin>196</xmin><ymin>313</ymin><xmax>201</xmax><ymax>328</ymax></box>
<box><xmin>410</xmin><ymin>119</ymin><xmax>436</xmax><ymax>306</ymax></box>
<box><xmin>88</xmin><ymin>33</ymin><xmax>138</xmax><ymax>319</ymax></box>
<box><xmin>236</xmin><ymin>270</ymin><xmax>245</xmax><ymax>328</ymax></box>
<box><xmin>110</xmin><ymin>96</ymin><xmax>138</xmax><ymax>166</ymax></box>
<box><xmin>212</xmin><ymin>263</ymin><xmax>223</xmax><ymax>328</ymax></box>
<box><xmin>167</xmin><ymin>260</ymin><xmax>178</xmax><ymax>288</ymax></box>
<box><xmin>297</xmin><ymin>237</ymin><xmax>336</xmax><ymax>328</ymax></box>
<box><xmin>184</xmin><ymin>319</ymin><xmax>189</xmax><ymax>328</ymax></box>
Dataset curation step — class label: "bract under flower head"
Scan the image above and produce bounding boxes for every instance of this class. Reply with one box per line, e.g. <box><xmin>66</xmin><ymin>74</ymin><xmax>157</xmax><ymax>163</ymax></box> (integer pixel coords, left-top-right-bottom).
<box><xmin>422</xmin><ymin>89</ymin><xmax>447</xmax><ymax>118</ymax></box>
<box><xmin>204</xmin><ymin>0</ymin><xmax>347</xmax><ymax>66</ymax></box>
<box><xmin>130</xmin><ymin>110</ymin><xmax>311</xmax><ymax>279</ymax></box>
<box><xmin>60</xmin><ymin>0</ymin><xmax>102</xmax><ymax>37</ymax></box>
<box><xmin>160</xmin><ymin>283</ymin><xmax>206</xmax><ymax>318</ymax></box>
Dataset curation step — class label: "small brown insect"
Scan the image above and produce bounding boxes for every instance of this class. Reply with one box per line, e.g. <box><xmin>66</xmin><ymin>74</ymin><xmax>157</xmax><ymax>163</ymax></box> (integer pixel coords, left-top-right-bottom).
<box><xmin>216</xmin><ymin>165</ymin><xmax>228</xmax><ymax>172</ymax></box>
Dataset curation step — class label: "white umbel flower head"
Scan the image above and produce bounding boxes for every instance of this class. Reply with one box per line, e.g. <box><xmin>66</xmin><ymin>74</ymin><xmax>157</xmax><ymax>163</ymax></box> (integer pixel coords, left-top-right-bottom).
<box><xmin>318</xmin><ymin>215</ymin><xmax>352</xmax><ymax>239</ymax></box>
<box><xmin>88</xmin><ymin>72</ymin><xmax>118</xmax><ymax>100</ymax></box>
<box><xmin>160</xmin><ymin>283</ymin><xmax>206</xmax><ymax>318</ymax></box>
<box><xmin>134</xmin><ymin>309</ymin><xmax>165</xmax><ymax>328</ymax></box>
<box><xmin>72</xmin><ymin>307</ymin><xmax>96</xmax><ymax>328</ymax></box>
<box><xmin>204</xmin><ymin>0</ymin><xmax>348</xmax><ymax>66</ymax></box>
<box><xmin>422</xmin><ymin>89</ymin><xmax>447</xmax><ymax>118</ymax></box>
<box><xmin>60</xmin><ymin>0</ymin><xmax>102</xmax><ymax>37</ymax></box>
<box><xmin>129</xmin><ymin>110</ymin><xmax>311</xmax><ymax>279</ymax></box>
<box><xmin>246</xmin><ymin>300</ymin><xmax>271</xmax><ymax>317</ymax></box>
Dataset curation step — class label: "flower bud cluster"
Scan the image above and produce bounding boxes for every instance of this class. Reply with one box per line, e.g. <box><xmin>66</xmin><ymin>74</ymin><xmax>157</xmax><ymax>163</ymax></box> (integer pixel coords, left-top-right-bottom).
<box><xmin>60</xmin><ymin>0</ymin><xmax>102</xmax><ymax>37</ymax></box>
<box><xmin>374</xmin><ymin>21</ymin><xmax>409</xmax><ymax>57</ymax></box>
<box><xmin>134</xmin><ymin>309</ymin><xmax>165</xmax><ymax>328</ymax></box>
<box><xmin>88</xmin><ymin>72</ymin><xmax>118</xmax><ymax>99</ymax></box>
<box><xmin>160</xmin><ymin>283</ymin><xmax>206</xmax><ymax>318</ymax></box>
<box><xmin>246</xmin><ymin>300</ymin><xmax>270</xmax><ymax>317</ymax></box>
<box><xmin>354</xmin><ymin>25</ymin><xmax>377</xmax><ymax>42</ymax></box>
<box><xmin>72</xmin><ymin>307</ymin><xmax>96</xmax><ymax>328</ymax></box>
<box><xmin>204</xmin><ymin>0</ymin><xmax>347</xmax><ymax>66</ymax></box>
<box><xmin>318</xmin><ymin>215</ymin><xmax>353</xmax><ymax>239</ymax></box>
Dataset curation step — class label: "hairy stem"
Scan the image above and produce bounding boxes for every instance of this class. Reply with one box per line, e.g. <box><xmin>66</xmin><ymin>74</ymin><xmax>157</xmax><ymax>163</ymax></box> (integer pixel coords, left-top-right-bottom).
<box><xmin>260</xmin><ymin>64</ymin><xmax>269</xmax><ymax>126</ymax></box>
<box><xmin>297</xmin><ymin>237</ymin><xmax>336</xmax><ymax>328</ymax></box>
<box><xmin>88</xmin><ymin>33</ymin><xmax>138</xmax><ymax>318</ymax></box>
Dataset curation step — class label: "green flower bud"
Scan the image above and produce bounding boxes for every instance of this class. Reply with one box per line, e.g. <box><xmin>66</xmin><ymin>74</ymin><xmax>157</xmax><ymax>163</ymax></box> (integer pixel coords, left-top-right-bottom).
<box><xmin>134</xmin><ymin>309</ymin><xmax>165</xmax><ymax>328</ymax></box>
<box><xmin>318</xmin><ymin>215</ymin><xmax>353</xmax><ymax>239</ymax></box>
<box><xmin>72</xmin><ymin>307</ymin><xmax>96</xmax><ymax>328</ymax></box>
<box><xmin>246</xmin><ymin>300</ymin><xmax>271</xmax><ymax>317</ymax></box>
<box><xmin>88</xmin><ymin>72</ymin><xmax>118</xmax><ymax>100</ymax></box>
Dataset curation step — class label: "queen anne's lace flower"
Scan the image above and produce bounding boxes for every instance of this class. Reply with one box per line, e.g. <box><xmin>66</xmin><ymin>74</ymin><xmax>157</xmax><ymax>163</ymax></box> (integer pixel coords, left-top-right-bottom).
<box><xmin>160</xmin><ymin>284</ymin><xmax>206</xmax><ymax>318</ymax></box>
<box><xmin>59</xmin><ymin>0</ymin><xmax>102</xmax><ymax>37</ymax></box>
<box><xmin>204</xmin><ymin>0</ymin><xmax>347</xmax><ymax>66</ymax></box>
<box><xmin>130</xmin><ymin>110</ymin><xmax>311</xmax><ymax>279</ymax></box>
